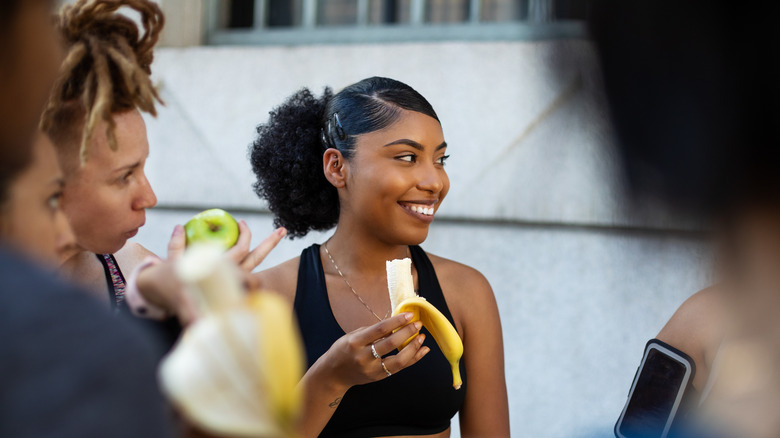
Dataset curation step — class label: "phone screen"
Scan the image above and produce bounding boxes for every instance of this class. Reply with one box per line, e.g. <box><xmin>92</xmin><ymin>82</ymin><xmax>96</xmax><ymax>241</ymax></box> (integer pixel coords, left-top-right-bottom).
<box><xmin>617</xmin><ymin>348</ymin><xmax>689</xmax><ymax>438</ymax></box>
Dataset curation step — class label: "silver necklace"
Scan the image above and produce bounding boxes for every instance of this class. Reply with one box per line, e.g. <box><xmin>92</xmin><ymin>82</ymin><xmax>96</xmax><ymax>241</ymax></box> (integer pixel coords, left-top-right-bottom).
<box><xmin>323</xmin><ymin>242</ymin><xmax>390</xmax><ymax>322</ymax></box>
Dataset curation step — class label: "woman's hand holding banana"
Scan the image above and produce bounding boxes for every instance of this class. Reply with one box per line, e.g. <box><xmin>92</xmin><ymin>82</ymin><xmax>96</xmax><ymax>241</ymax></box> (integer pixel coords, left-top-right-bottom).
<box><xmin>319</xmin><ymin>313</ymin><xmax>429</xmax><ymax>390</ymax></box>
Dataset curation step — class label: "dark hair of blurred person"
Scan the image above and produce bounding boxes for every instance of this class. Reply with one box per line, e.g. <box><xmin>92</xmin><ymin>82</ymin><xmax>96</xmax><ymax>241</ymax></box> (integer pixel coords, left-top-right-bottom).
<box><xmin>0</xmin><ymin>0</ymin><xmax>61</xmax><ymax>206</ymax></box>
<box><xmin>589</xmin><ymin>0</ymin><xmax>780</xmax><ymax>219</ymax></box>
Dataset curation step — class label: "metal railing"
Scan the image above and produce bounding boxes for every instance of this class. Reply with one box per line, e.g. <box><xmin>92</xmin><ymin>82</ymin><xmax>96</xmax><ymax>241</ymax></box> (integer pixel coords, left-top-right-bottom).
<box><xmin>207</xmin><ymin>0</ymin><xmax>583</xmax><ymax>46</ymax></box>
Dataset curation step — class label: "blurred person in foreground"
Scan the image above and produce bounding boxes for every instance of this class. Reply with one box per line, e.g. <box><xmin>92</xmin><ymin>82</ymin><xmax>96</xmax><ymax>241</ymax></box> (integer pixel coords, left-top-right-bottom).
<box><xmin>0</xmin><ymin>1</ymin><xmax>172</xmax><ymax>436</ymax></box>
<box><xmin>589</xmin><ymin>1</ymin><xmax>780</xmax><ymax>437</ymax></box>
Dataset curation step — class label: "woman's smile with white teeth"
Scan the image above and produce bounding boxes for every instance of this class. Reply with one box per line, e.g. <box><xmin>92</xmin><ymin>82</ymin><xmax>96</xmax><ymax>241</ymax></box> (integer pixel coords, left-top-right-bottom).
<box><xmin>402</xmin><ymin>203</ymin><xmax>435</xmax><ymax>216</ymax></box>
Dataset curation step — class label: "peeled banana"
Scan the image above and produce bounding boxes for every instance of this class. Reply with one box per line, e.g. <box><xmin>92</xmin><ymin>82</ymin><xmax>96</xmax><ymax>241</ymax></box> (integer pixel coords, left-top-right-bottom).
<box><xmin>175</xmin><ymin>242</ymin><xmax>243</xmax><ymax>314</ymax></box>
<box><xmin>386</xmin><ymin>258</ymin><xmax>464</xmax><ymax>390</ymax></box>
<box><xmin>159</xmin><ymin>243</ymin><xmax>304</xmax><ymax>437</ymax></box>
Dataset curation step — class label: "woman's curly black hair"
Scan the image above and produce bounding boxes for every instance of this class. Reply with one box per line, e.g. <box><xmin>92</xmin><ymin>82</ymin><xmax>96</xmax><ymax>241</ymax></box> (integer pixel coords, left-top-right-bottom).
<box><xmin>250</xmin><ymin>76</ymin><xmax>439</xmax><ymax>238</ymax></box>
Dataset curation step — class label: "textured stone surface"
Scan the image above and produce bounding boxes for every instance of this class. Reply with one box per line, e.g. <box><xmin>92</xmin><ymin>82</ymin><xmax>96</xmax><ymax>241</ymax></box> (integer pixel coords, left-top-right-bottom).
<box><xmin>143</xmin><ymin>40</ymin><xmax>691</xmax><ymax>229</ymax></box>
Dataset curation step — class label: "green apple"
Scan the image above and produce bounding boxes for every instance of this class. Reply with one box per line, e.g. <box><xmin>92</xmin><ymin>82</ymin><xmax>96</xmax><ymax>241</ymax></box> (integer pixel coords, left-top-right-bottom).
<box><xmin>184</xmin><ymin>208</ymin><xmax>240</xmax><ymax>250</ymax></box>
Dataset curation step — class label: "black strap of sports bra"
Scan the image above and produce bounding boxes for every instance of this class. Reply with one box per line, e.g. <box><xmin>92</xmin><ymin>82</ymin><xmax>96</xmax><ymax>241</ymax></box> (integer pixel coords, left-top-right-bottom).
<box><xmin>294</xmin><ymin>244</ymin><xmax>344</xmax><ymax>368</ymax></box>
<box><xmin>408</xmin><ymin>245</ymin><xmax>458</xmax><ymax>327</ymax></box>
<box><xmin>95</xmin><ymin>253</ymin><xmax>128</xmax><ymax>313</ymax></box>
<box><xmin>95</xmin><ymin>254</ymin><xmax>118</xmax><ymax>311</ymax></box>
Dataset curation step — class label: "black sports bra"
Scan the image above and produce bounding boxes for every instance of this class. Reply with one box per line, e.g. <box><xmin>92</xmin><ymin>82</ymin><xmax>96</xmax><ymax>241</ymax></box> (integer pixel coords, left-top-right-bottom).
<box><xmin>96</xmin><ymin>253</ymin><xmax>127</xmax><ymax>313</ymax></box>
<box><xmin>294</xmin><ymin>244</ymin><xmax>466</xmax><ymax>437</ymax></box>
<box><xmin>96</xmin><ymin>253</ymin><xmax>181</xmax><ymax>357</ymax></box>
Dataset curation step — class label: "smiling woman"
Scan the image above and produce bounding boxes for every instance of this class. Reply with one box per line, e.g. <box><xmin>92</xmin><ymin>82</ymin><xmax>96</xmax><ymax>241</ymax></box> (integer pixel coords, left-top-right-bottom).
<box><xmin>251</xmin><ymin>77</ymin><xmax>510</xmax><ymax>438</ymax></box>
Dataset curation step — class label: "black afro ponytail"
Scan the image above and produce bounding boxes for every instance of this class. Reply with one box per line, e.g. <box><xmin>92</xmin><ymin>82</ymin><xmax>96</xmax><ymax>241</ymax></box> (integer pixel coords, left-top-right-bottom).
<box><xmin>250</xmin><ymin>87</ymin><xmax>338</xmax><ymax>238</ymax></box>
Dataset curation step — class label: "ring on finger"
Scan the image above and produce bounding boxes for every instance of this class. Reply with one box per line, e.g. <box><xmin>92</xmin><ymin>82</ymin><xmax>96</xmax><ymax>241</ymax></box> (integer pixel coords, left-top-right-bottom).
<box><xmin>370</xmin><ymin>344</ymin><xmax>381</xmax><ymax>360</ymax></box>
<box><xmin>381</xmin><ymin>360</ymin><xmax>392</xmax><ymax>377</ymax></box>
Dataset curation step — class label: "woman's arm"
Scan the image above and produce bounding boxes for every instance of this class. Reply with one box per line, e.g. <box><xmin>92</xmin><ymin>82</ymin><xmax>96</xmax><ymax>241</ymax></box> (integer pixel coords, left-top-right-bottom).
<box><xmin>656</xmin><ymin>285</ymin><xmax>724</xmax><ymax>391</ymax></box>
<box><xmin>437</xmin><ymin>260</ymin><xmax>510</xmax><ymax>437</ymax></box>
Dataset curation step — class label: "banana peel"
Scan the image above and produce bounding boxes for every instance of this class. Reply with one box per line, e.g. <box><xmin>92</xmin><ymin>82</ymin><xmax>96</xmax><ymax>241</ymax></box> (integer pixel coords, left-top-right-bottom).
<box><xmin>159</xmin><ymin>244</ymin><xmax>304</xmax><ymax>437</ymax></box>
<box><xmin>247</xmin><ymin>291</ymin><xmax>304</xmax><ymax>434</ymax></box>
<box><xmin>386</xmin><ymin>258</ymin><xmax>464</xmax><ymax>390</ymax></box>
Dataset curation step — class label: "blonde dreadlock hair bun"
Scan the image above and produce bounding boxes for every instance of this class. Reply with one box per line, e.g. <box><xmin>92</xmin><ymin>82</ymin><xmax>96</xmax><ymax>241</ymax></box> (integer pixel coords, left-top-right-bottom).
<box><xmin>41</xmin><ymin>0</ymin><xmax>164</xmax><ymax>164</ymax></box>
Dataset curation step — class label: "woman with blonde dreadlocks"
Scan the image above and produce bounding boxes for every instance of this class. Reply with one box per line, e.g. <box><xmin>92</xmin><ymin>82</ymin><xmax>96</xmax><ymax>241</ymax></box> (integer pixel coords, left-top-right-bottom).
<box><xmin>35</xmin><ymin>0</ymin><xmax>185</xmax><ymax>354</ymax></box>
<box><xmin>42</xmin><ymin>0</ymin><xmax>281</xmax><ymax>345</ymax></box>
<box><xmin>37</xmin><ymin>1</ymin><xmax>251</xmax><ymax>351</ymax></box>
<box><xmin>40</xmin><ymin>0</ymin><xmax>165</xmax><ymax>315</ymax></box>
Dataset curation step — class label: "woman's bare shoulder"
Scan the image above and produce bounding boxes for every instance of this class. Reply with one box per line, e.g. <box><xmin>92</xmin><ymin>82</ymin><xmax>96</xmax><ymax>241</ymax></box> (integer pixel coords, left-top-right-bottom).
<box><xmin>657</xmin><ymin>285</ymin><xmax>725</xmax><ymax>366</ymax></box>
<box><xmin>255</xmin><ymin>256</ymin><xmax>302</xmax><ymax>302</ymax></box>
<box><xmin>426</xmin><ymin>252</ymin><xmax>492</xmax><ymax>294</ymax></box>
<box><xmin>114</xmin><ymin>241</ymin><xmax>156</xmax><ymax>271</ymax></box>
<box><xmin>424</xmin><ymin>252</ymin><xmax>496</xmax><ymax>333</ymax></box>
<box><xmin>659</xmin><ymin>285</ymin><xmax>724</xmax><ymax>338</ymax></box>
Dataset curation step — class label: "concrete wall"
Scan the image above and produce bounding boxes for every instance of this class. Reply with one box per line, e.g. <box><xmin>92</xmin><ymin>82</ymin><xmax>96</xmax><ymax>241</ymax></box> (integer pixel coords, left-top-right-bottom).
<box><xmin>135</xmin><ymin>39</ymin><xmax>713</xmax><ymax>437</ymax></box>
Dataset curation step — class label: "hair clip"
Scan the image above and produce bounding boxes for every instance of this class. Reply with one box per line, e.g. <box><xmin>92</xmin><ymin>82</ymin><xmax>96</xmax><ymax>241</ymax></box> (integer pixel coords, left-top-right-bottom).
<box><xmin>321</xmin><ymin>119</ymin><xmax>337</xmax><ymax>149</ymax></box>
<box><xmin>320</xmin><ymin>128</ymin><xmax>331</xmax><ymax>150</ymax></box>
<box><xmin>333</xmin><ymin>113</ymin><xmax>347</xmax><ymax>141</ymax></box>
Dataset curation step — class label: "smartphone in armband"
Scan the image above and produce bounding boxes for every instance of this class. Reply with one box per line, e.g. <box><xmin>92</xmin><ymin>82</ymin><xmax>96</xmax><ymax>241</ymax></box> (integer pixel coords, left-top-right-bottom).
<box><xmin>614</xmin><ymin>339</ymin><xmax>696</xmax><ymax>438</ymax></box>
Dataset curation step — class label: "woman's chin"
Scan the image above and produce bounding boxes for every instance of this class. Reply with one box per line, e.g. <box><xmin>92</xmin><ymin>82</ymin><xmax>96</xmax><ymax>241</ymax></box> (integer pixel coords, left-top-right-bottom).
<box><xmin>397</xmin><ymin>228</ymin><xmax>430</xmax><ymax>247</ymax></box>
<box><xmin>81</xmin><ymin>238</ymin><xmax>126</xmax><ymax>256</ymax></box>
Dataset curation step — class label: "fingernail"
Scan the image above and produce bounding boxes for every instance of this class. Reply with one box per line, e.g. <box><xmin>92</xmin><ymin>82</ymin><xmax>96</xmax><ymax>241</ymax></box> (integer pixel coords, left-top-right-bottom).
<box><xmin>417</xmin><ymin>334</ymin><xmax>425</xmax><ymax>344</ymax></box>
<box><xmin>276</xmin><ymin>227</ymin><xmax>287</xmax><ymax>237</ymax></box>
<box><xmin>172</xmin><ymin>225</ymin><xmax>183</xmax><ymax>236</ymax></box>
<box><xmin>404</xmin><ymin>312</ymin><xmax>414</xmax><ymax>321</ymax></box>
<box><xmin>422</xmin><ymin>347</ymin><xmax>430</xmax><ymax>355</ymax></box>
<box><xmin>413</xmin><ymin>321</ymin><xmax>423</xmax><ymax>330</ymax></box>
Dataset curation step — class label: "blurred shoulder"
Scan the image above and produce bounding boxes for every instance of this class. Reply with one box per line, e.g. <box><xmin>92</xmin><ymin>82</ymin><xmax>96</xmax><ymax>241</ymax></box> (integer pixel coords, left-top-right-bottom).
<box><xmin>659</xmin><ymin>285</ymin><xmax>725</xmax><ymax>336</ymax></box>
<box><xmin>657</xmin><ymin>285</ymin><xmax>725</xmax><ymax>378</ymax></box>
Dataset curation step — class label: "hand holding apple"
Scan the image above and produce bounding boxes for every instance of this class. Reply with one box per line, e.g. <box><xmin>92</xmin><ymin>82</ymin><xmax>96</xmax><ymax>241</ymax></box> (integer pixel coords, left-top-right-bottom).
<box><xmin>184</xmin><ymin>208</ymin><xmax>240</xmax><ymax>251</ymax></box>
<box><xmin>134</xmin><ymin>215</ymin><xmax>286</xmax><ymax>327</ymax></box>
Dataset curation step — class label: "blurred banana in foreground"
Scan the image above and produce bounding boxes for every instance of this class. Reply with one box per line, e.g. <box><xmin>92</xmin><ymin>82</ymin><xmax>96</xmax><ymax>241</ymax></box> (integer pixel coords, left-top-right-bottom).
<box><xmin>159</xmin><ymin>243</ymin><xmax>304</xmax><ymax>437</ymax></box>
<box><xmin>386</xmin><ymin>258</ymin><xmax>463</xmax><ymax>390</ymax></box>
